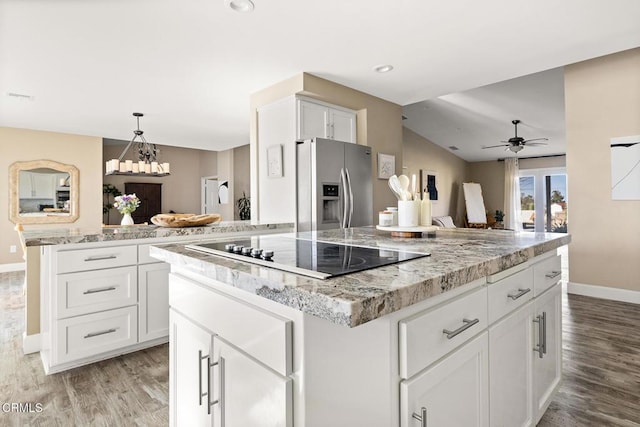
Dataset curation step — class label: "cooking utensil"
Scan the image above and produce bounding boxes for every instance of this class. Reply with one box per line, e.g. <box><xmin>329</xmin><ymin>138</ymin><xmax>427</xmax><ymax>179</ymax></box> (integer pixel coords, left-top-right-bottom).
<box><xmin>388</xmin><ymin>175</ymin><xmax>405</xmax><ymax>200</ymax></box>
<box><xmin>398</xmin><ymin>175</ymin><xmax>411</xmax><ymax>200</ymax></box>
<box><xmin>411</xmin><ymin>174</ymin><xmax>417</xmax><ymax>200</ymax></box>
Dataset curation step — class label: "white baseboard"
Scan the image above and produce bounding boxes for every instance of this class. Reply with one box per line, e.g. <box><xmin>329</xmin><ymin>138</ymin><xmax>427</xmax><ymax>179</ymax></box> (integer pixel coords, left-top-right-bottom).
<box><xmin>0</xmin><ymin>262</ymin><xmax>26</xmax><ymax>273</ymax></box>
<box><xmin>567</xmin><ymin>282</ymin><xmax>640</xmax><ymax>305</ymax></box>
<box><xmin>23</xmin><ymin>332</ymin><xmax>40</xmax><ymax>354</ymax></box>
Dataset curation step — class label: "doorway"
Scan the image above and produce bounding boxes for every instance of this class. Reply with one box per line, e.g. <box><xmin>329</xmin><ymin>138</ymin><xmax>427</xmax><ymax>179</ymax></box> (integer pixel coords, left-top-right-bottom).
<box><xmin>201</xmin><ymin>177</ymin><xmax>219</xmax><ymax>214</ymax></box>
<box><xmin>519</xmin><ymin>168</ymin><xmax>568</xmax><ymax>233</ymax></box>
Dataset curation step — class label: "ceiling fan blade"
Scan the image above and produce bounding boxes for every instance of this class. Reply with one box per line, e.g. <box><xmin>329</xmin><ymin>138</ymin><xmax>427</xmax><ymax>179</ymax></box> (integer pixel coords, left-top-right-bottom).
<box><xmin>526</xmin><ymin>142</ymin><xmax>548</xmax><ymax>147</ymax></box>
<box><xmin>482</xmin><ymin>144</ymin><xmax>510</xmax><ymax>149</ymax></box>
<box><xmin>523</xmin><ymin>138</ymin><xmax>549</xmax><ymax>143</ymax></box>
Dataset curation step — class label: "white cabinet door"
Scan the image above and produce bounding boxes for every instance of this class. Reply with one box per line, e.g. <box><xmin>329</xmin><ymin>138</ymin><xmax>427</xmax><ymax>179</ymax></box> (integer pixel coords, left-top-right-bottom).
<box><xmin>18</xmin><ymin>171</ymin><xmax>55</xmax><ymax>198</ymax></box>
<box><xmin>213</xmin><ymin>336</ymin><xmax>292</xmax><ymax>427</ymax></box>
<box><xmin>170</xmin><ymin>309</ymin><xmax>214</xmax><ymax>427</ymax></box>
<box><xmin>297</xmin><ymin>99</ymin><xmax>329</xmax><ymax>140</ymax></box>
<box><xmin>532</xmin><ymin>283</ymin><xmax>562</xmax><ymax>423</ymax></box>
<box><xmin>400</xmin><ymin>332</ymin><xmax>489</xmax><ymax>427</ymax></box>
<box><xmin>329</xmin><ymin>108</ymin><xmax>356</xmax><ymax>143</ymax></box>
<box><xmin>489</xmin><ymin>301</ymin><xmax>534</xmax><ymax>427</ymax></box>
<box><xmin>139</xmin><ymin>262</ymin><xmax>170</xmax><ymax>342</ymax></box>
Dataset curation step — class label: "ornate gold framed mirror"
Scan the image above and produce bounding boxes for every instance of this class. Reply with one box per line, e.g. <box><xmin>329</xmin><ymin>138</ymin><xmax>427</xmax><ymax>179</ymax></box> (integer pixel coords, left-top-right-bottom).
<box><xmin>9</xmin><ymin>160</ymin><xmax>79</xmax><ymax>224</ymax></box>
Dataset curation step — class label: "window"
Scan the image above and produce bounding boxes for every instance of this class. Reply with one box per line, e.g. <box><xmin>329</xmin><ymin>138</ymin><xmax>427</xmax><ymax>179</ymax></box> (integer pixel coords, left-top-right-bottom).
<box><xmin>519</xmin><ymin>168</ymin><xmax>568</xmax><ymax>233</ymax></box>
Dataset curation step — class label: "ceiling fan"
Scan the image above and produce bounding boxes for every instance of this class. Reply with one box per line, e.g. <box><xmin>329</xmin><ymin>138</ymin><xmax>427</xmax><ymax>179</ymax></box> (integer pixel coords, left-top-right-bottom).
<box><xmin>483</xmin><ymin>119</ymin><xmax>549</xmax><ymax>153</ymax></box>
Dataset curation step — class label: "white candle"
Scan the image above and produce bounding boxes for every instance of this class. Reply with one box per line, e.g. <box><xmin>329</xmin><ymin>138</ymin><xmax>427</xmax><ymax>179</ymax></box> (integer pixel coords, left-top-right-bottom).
<box><xmin>119</xmin><ymin>162</ymin><xmax>127</xmax><ymax>172</ymax></box>
<box><xmin>132</xmin><ymin>163</ymin><xmax>139</xmax><ymax>173</ymax></box>
<box><xmin>110</xmin><ymin>159</ymin><xmax>119</xmax><ymax>171</ymax></box>
<box><xmin>105</xmin><ymin>161</ymin><xmax>111</xmax><ymax>173</ymax></box>
<box><xmin>144</xmin><ymin>163</ymin><xmax>151</xmax><ymax>174</ymax></box>
<box><xmin>161</xmin><ymin>162</ymin><xmax>170</xmax><ymax>174</ymax></box>
<box><xmin>138</xmin><ymin>161</ymin><xmax>146</xmax><ymax>172</ymax></box>
<box><xmin>151</xmin><ymin>161</ymin><xmax>158</xmax><ymax>173</ymax></box>
<box><xmin>125</xmin><ymin>160</ymin><xmax>133</xmax><ymax>172</ymax></box>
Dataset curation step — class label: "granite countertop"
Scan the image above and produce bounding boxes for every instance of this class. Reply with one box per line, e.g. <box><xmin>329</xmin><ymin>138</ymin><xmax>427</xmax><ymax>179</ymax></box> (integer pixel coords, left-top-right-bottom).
<box><xmin>150</xmin><ymin>227</ymin><xmax>571</xmax><ymax>328</ymax></box>
<box><xmin>20</xmin><ymin>220</ymin><xmax>294</xmax><ymax>246</ymax></box>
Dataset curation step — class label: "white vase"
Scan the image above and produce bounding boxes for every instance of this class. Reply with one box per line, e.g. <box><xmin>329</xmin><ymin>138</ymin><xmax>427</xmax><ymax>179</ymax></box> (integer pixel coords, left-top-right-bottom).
<box><xmin>121</xmin><ymin>213</ymin><xmax>134</xmax><ymax>226</ymax></box>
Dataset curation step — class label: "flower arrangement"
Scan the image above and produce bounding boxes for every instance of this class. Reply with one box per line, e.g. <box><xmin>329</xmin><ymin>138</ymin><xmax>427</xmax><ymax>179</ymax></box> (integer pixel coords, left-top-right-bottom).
<box><xmin>113</xmin><ymin>194</ymin><xmax>140</xmax><ymax>214</ymax></box>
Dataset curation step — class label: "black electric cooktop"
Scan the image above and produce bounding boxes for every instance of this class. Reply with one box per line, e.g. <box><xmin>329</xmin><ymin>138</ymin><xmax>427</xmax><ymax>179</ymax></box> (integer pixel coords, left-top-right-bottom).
<box><xmin>186</xmin><ymin>236</ymin><xmax>430</xmax><ymax>279</ymax></box>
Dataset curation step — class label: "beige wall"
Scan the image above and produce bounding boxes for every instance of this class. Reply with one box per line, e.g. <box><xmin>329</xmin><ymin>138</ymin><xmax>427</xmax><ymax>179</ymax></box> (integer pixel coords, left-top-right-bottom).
<box><xmin>217</xmin><ymin>149</ymin><xmax>235</xmax><ymax>221</ymax></box>
<box><xmin>1</xmin><ymin>127</ymin><xmax>103</xmax><ymax>265</ymax></box>
<box><xmin>519</xmin><ymin>155</ymin><xmax>566</xmax><ymax>170</ymax></box>
<box><xmin>403</xmin><ymin>128</ymin><xmax>469</xmax><ymax>225</ymax></box>
<box><xmin>103</xmin><ymin>141</ymin><xmax>217</xmax><ymax>223</ymax></box>
<box><xmin>233</xmin><ymin>144</ymin><xmax>250</xmax><ymax>219</ymax></box>
<box><xmin>565</xmin><ymin>48</ymin><xmax>640</xmax><ymax>291</ymax></box>
<box><xmin>1</xmin><ymin>127</ymin><xmax>102</xmax><ymax>335</ymax></box>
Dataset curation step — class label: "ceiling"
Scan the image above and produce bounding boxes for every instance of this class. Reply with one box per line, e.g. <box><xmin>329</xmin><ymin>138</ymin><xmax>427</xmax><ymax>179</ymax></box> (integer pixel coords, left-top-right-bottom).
<box><xmin>1</xmin><ymin>0</ymin><xmax>639</xmax><ymax>156</ymax></box>
<box><xmin>403</xmin><ymin>67</ymin><xmax>566</xmax><ymax>162</ymax></box>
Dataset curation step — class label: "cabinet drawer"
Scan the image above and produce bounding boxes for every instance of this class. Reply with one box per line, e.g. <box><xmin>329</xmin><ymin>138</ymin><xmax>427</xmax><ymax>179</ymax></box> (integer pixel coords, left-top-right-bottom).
<box><xmin>488</xmin><ymin>268</ymin><xmax>534</xmax><ymax>324</ymax></box>
<box><xmin>57</xmin><ymin>245</ymin><xmax>137</xmax><ymax>273</ymax></box>
<box><xmin>533</xmin><ymin>255</ymin><xmax>562</xmax><ymax>296</ymax></box>
<box><xmin>57</xmin><ymin>266</ymin><xmax>137</xmax><ymax>319</ymax></box>
<box><xmin>170</xmin><ymin>273</ymin><xmax>292</xmax><ymax>376</ymax></box>
<box><xmin>55</xmin><ymin>306</ymin><xmax>138</xmax><ymax>364</ymax></box>
<box><xmin>399</xmin><ymin>284</ymin><xmax>488</xmax><ymax>379</ymax></box>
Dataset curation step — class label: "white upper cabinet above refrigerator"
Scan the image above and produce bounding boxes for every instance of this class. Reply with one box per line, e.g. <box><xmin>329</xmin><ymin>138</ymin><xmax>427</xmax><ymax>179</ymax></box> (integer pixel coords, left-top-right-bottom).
<box><xmin>297</xmin><ymin>98</ymin><xmax>356</xmax><ymax>143</ymax></box>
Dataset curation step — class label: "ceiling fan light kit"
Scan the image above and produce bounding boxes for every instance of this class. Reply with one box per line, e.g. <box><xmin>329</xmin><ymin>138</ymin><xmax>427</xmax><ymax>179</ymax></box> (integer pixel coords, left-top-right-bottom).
<box><xmin>105</xmin><ymin>112</ymin><xmax>171</xmax><ymax>177</ymax></box>
<box><xmin>482</xmin><ymin>119</ymin><xmax>549</xmax><ymax>154</ymax></box>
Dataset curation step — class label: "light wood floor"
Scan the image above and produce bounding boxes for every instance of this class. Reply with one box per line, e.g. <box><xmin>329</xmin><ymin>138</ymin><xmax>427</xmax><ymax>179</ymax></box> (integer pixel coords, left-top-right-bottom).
<box><xmin>1</xmin><ymin>268</ymin><xmax>639</xmax><ymax>426</ymax></box>
<box><xmin>0</xmin><ymin>271</ymin><xmax>169</xmax><ymax>426</ymax></box>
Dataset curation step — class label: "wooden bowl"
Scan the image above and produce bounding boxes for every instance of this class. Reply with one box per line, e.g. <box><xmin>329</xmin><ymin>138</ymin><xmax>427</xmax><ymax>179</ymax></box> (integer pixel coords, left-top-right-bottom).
<box><xmin>150</xmin><ymin>213</ymin><xmax>222</xmax><ymax>228</ymax></box>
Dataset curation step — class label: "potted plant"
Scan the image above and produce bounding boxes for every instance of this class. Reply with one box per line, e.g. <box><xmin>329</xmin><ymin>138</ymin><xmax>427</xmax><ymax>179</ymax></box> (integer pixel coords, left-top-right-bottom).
<box><xmin>494</xmin><ymin>210</ymin><xmax>505</xmax><ymax>228</ymax></box>
<box><xmin>237</xmin><ymin>192</ymin><xmax>251</xmax><ymax>220</ymax></box>
<box><xmin>103</xmin><ymin>184</ymin><xmax>122</xmax><ymax>224</ymax></box>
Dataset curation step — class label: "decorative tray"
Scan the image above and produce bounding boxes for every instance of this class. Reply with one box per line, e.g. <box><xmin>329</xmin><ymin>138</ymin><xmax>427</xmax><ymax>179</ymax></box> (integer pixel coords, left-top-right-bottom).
<box><xmin>376</xmin><ymin>225</ymin><xmax>438</xmax><ymax>238</ymax></box>
<box><xmin>151</xmin><ymin>213</ymin><xmax>222</xmax><ymax>228</ymax></box>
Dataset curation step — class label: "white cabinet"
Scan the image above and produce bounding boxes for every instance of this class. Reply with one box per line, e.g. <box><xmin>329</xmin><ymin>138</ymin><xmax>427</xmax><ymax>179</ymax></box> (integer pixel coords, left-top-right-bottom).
<box><xmin>400</xmin><ymin>333</ymin><xmax>489</xmax><ymax>427</ymax></box>
<box><xmin>19</xmin><ymin>171</ymin><xmax>55</xmax><ymax>199</ymax></box>
<box><xmin>297</xmin><ymin>98</ymin><xmax>356</xmax><ymax>143</ymax></box>
<box><xmin>139</xmin><ymin>262</ymin><xmax>170</xmax><ymax>342</ymax></box>
<box><xmin>170</xmin><ymin>309</ymin><xmax>214</xmax><ymax>427</ymax></box>
<box><xmin>532</xmin><ymin>282</ymin><xmax>562</xmax><ymax>423</ymax></box>
<box><xmin>169</xmin><ymin>273</ymin><xmax>293</xmax><ymax>427</ymax></box>
<box><xmin>213</xmin><ymin>336</ymin><xmax>292</xmax><ymax>427</ymax></box>
<box><xmin>489</xmin><ymin>301</ymin><xmax>534</xmax><ymax>427</ymax></box>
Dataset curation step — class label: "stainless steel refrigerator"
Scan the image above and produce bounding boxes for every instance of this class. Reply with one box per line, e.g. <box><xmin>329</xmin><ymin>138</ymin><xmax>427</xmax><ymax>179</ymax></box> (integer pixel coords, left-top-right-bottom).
<box><xmin>297</xmin><ymin>138</ymin><xmax>373</xmax><ymax>232</ymax></box>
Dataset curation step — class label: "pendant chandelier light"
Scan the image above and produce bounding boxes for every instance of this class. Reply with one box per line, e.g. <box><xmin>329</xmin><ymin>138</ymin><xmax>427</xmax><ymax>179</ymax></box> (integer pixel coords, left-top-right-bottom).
<box><xmin>105</xmin><ymin>112</ymin><xmax>171</xmax><ymax>176</ymax></box>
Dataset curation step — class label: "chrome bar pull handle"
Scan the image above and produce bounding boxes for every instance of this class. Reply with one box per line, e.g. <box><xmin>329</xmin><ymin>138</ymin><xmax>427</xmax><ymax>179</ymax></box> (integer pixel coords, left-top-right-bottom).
<box><xmin>198</xmin><ymin>350</ymin><xmax>208</xmax><ymax>406</ymax></box>
<box><xmin>83</xmin><ymin>286</ymin><xmax>116</xmax><ymax>295</ymax></box>
<box><xmin>507</xmin><ymin>288</ymin><xmax>531</xmax><ymax>300</ymax></box>
<box><xmin>533</xmin><ymin>315</ymin><xmax>544</xmax><ymax>358</ymax></box>
<box><xmin>345</xmin><ymin>168</ymin><xmax>354</xmax><ymax>228</ymax></box>
<box><xmin>412</xmin><ymin>407</ymin><xmax>427</xmax><ymax>427</ymax></box>
<box><xmin>443</xmin><ymin>318</ymin><xmax>479</xmax><ymax>339</ymax></box>
<box><xmin>206</xmin><ymin>357</ymin><xmax>219</xmax><ymax>414</ymax></box>
<box><xmin>541</xmin><ymin>311</ymin><xmax>547</xmax><ymax>354</ymax></box>
<box><xmin>84</xmin><ymin>255</ymin><xmax>117</xmax><ymax>262</ymax></box>
<box><xmin>545</xmin><ymin>271</ymin><xmax>561</xmax><ymax>279</ymax></box>
<box><xmin>340</xmin><ymin>168</ymin><xmax>348</xmax><ymax>229</ymax></box>
<box><xmin>83</xmin><ymin>328</ymin><xmax>116</xmax><ymax>339</ymax></box>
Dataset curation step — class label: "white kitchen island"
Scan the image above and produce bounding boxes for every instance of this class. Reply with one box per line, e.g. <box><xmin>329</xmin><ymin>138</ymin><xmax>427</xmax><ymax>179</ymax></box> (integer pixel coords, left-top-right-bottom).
<box><xmin>151</xmin><ymin>227</ymin><xmax>570</xmax><ymax>427</ymax></box>
<box><xmin>22</xmin><ymin>220</ymin><xmax>293</xmax><ymax>374</ymax></box>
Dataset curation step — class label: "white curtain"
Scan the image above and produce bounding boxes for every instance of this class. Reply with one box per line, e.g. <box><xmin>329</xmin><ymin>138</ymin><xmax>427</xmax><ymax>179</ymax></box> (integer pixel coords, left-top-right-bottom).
<box><xmin>504</xmin><ymin>158</ymin><xmax>522</xmax><ymax>231</ymax></box>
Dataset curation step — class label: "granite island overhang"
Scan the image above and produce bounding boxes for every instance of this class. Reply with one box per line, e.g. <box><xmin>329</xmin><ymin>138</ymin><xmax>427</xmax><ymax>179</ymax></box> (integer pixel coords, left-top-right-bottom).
<box><xmin>150</xmin><ymin>227</ymin><xmax>571</xmax><ymax>328</ymax></box>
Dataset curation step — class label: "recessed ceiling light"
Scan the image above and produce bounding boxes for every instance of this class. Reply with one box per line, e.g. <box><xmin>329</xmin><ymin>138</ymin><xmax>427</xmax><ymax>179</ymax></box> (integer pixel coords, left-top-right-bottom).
<box><xmin>373</xmin><ymin>64</ymin><xmax>394</xmax><ymax>73</ymax></box>
<box><xmin>225</xmin><ymin>0</ymin><xmax>254</xmax><ymax>12</ymax></box>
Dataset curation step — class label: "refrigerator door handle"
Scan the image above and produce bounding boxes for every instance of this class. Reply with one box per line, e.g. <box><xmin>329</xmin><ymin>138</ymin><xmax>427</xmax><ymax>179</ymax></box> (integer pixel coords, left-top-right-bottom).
<box><xmin>340</xmin><ymin>168</ymin><xmax>348</xmax><ymax>229</ymax></box>
<box><xmin>345</xmin><ymin>168</ymin><xmax>354</xmax><ymax>228</ymax></box>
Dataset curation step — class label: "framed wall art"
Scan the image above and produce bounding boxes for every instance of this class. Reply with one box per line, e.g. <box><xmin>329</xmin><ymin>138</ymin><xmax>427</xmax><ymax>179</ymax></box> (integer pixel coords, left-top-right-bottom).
<box><xmin>267</xmin><ymin>144</ymin><xmax>283</xmax><ymax>178</ymax></box>
<box><xmin>377</xmin><ymin>153</ymin><xmax>395</xmax><ymax>179</ymax></box>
